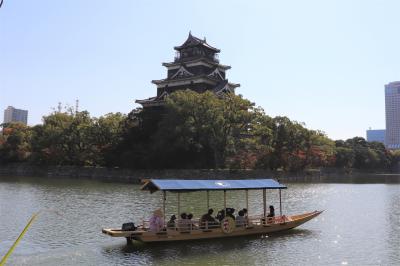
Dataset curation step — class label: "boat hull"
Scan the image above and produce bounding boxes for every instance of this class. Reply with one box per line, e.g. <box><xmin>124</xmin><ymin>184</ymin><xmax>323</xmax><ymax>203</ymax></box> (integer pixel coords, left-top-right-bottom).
<box><xmin>102</xmin><ymin>210</ymin><xmax>322</xmax><ymax>243</ymax></box>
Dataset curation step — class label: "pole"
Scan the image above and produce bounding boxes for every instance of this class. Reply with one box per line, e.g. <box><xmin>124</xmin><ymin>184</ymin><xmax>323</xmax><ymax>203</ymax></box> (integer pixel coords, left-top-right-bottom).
<box><xmin>163</xmin><ymin>191</ymin><xmax>166</xmax><ymax>225</ymax></box>
<box><xmin>263</xmin><ymin>188</ymin><xmax>266</xmax><ymax>218</ymax></box>
<box><xmin>207</xmin><ymin>190</ymin><xmax>210</xmax><ymax>210</ymax></box>
<box><xmin>245</xmin><ymin>189</ymin><xmax>249</xmax><ymax>216</ymax></box>
<box><xmin>177</xmin><ymin>192</ymin><xmax>181</xmax><ymax>216</ymax></box>
<box><xmin>223</xmin><ymin>190</ymin><xmax>226</xmax><ymax>210</ymax></box>
<box><xmin>279</xmin><ymin>189</ymin><xmax>282</xmax><ymax>216</ymax></box>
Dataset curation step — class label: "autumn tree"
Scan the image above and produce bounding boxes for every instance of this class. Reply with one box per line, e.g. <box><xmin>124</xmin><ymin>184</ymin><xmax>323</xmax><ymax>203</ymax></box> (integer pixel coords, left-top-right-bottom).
<box><xmin>0</xmin><ymin>122</ymin><xmax>32</xmax><ymax>163</ymax></box>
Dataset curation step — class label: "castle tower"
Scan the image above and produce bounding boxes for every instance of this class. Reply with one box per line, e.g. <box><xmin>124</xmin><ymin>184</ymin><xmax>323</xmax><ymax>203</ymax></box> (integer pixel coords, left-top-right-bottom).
<box><xmin>136</xmin><ymin>32</ymin><xmax>240</xmax><ymax>108</ymax></box>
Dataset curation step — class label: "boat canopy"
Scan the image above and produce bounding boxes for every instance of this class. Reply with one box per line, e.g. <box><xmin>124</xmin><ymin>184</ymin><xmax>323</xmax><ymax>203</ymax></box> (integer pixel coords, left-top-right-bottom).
<box><xmin>141</xmin><ymin>179</ymin><xmax>287</xmax><ymax>193</ymax></box>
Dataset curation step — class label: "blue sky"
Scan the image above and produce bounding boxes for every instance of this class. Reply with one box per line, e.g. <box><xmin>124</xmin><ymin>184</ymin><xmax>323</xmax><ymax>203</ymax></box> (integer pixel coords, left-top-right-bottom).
<box><xmin>0</xmin><ymin>0</ymin><xmax>399</xmax><ymax>140</ymax></box>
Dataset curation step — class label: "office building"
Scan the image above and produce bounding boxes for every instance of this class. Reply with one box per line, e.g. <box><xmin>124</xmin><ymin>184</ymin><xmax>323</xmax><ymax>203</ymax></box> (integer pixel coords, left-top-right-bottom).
<box><xmin>366</xmin><ymin>129</ymin><xmax>385</xmax><ymax>144</ymax></box>
<box><xmin>3</xmin><ymin>106</ymin><xmax>28</xmax><ymax>125</ymax></box>
<box><xmin>385</xmin><ymin>81</ymin><xmax>400</xmax><ymax>149</ymax></box>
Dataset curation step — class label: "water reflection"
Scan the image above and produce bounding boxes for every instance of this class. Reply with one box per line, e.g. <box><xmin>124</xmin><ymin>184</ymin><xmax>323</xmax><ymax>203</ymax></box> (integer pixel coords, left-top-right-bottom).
<box><xmin>385</xmin><ymin>185</ymin><xmax>400</xmax><ymax>264</ymax></box>
<box><xmin>99</xmin><ymin>229</ymin><xmax>316</xmax><ymax>266</ymax></box>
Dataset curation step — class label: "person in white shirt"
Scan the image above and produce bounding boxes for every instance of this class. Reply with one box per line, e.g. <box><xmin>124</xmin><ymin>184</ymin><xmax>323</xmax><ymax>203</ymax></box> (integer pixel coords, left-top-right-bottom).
<box><xmin>236</xmin><ymin>210</ymin><xmax>246</xmax><ymax>227</ymax></box>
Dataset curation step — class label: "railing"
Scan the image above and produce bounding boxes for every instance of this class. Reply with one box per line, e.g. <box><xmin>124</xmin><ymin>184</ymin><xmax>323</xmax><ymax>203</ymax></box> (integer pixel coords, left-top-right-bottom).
<box><xmin>139</xmin><ymin>215</ymin><xmax>291</xmax><ymax>232</ymax></box>
<box><xmin>173</xmin><ymin>53</ymin><xmax>219</xmax><ymax>63</ymax></box>
<box><xmin>174</xmin><ymin>51</ymin><xmax>180</xmax><ymax>61</ymax></box>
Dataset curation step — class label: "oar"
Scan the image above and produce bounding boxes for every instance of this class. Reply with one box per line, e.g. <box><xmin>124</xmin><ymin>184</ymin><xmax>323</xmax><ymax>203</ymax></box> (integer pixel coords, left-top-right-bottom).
<box><xmin>0</xmin><ymin>213</ymin><xmax>39</xmax><ymax>266</ymax></box>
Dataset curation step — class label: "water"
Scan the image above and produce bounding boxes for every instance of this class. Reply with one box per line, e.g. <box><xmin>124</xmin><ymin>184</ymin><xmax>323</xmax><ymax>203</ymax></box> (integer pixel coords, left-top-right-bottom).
<box><xmin>0</xmin><ymin>177</ymin><xmax>399</xmax><ymax>265</ymax></box>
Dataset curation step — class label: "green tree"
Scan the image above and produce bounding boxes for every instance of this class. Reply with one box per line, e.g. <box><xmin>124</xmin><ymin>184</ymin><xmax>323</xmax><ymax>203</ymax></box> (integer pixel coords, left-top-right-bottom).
<box><xmin>0</xmin><ymin>122</ymin><xmax>32</xmax><ymax>163</ymax></box>
<box><xmin>390</xmin><ymin>150</ymin><xmax>400</xmax><ymax>169</ymax></box>
<box><xmin>335</xmin><ymin>146</ymin><xmax>355</xmax><ymax>168</ymax></box>
<box><xmin>305</xmin><ymin>130</ymin><xmax>336</xmax><ymax>168</ymax></box>
<box><xmin>266</xmin><ymin>117</ymin><xmax>309</xmax><ymax>171</ymax></box>
<box><xmin>31</xmin><ymin>111</ymin><xmax>94</xmax><ymax>165</ymax></box>
<box><xmin>149</xmin><ymin>90</ymin><xmax>255</xmax><ymax>168</ymax></box>
<box><xmin>89</xmin><ymin>112</ymin><xmax>126</xmax><ymax>166</ymax></box>
<box><xmin>114</xmin><ymin>107</ymin><xmax>159</xmax><ymax>168</ymax></box>
<box><xmin>337</xmin><ymin>137</ymin><xmax>392</xmax><ymax>170</ymax></box>
<box><xmin>228</xmin><ymin>107</ymin><xmax>274</xmax><ymax>169</ymax></box>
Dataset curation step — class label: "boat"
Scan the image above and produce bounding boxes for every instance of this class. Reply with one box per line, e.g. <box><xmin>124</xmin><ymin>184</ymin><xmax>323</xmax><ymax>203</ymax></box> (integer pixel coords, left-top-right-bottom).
<box><xmin>102</xmin><ymin>179</ymin><xmax>323</xmax><ymax>243</ymax></box>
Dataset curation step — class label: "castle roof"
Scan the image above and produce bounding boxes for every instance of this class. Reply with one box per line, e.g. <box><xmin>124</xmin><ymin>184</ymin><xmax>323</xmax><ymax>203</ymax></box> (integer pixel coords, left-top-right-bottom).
<box><xmin>162</xmin><ymin>57</ymin><xmax>231</xmax><ymax>70</ymax></box>
<box><xmin>174</xmin><ymin>32</ymin><xmax>220</xmax><ymax>53</ymax></box>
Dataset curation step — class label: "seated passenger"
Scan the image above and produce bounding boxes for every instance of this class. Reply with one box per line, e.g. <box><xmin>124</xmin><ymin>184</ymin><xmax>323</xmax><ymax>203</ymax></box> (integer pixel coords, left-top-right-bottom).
<box><xmin>225</xmin><ymin>208</ymin><xmax>235</xmax><ymax>219</ymax></box>
<box><xmin>267</xmin><ymin>205</ymin><xmax>275</xmax><ymax>217</ymax></box>
<box><xmin>242</xmin><ymin>208</ymin><xmax>249</xmax><ymax>223</ymax></box>
<box><xmin>178</xmin><ymin>212</ymin><xmax>190</xmax><ymax>231</ymax></box>
<box><xmin>149</xmin><ymin>208</ymin><xmax>164</xmax><ymax>232</ymax></box>
<box><xmin>267</xmin><ymin>205</ymin><xmax>275</xmax><ymax>223</ymax></box>
<box><xmin>242</xmin><ymin>208</ymin><xmax>248</xmax><ymax>217</ymax></box>
<box><xmin>187</xmin><ymin>213</ymin><xmax>196</xmax><ymax>230</ymax></box>
<box><xmin>167</xmin><ymin>214</ymin><xmax>176</xmax><ymax>229</ymax></box>
<box><xmin>236</xmin><ymin>210</ymin><xmax>246</xmax><ymax>227</ymax></box>
<box><xmin>216</xmin><ymin>209</ymin><xmax>225</xmax><ymax>222</ymax></box>
<box><xmin>200</xmin><ymin>209</ymin><xmax>217</xmax><ymax>228</ymax></box>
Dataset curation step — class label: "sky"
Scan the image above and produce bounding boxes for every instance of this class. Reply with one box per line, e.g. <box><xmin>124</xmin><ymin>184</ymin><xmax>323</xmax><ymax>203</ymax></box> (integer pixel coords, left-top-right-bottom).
<box><xmin>0</xmin><ymin>0</ymin><xmax>399</xmax><ymax>140</ymax></box>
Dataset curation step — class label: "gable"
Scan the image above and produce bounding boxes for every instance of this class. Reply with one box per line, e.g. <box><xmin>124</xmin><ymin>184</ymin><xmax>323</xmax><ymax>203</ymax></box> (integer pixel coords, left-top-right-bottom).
<box><xmin>170</xmin><ymin>66</ymin><xmax>195</xmax><ymax>79</ymax></box>
<box><xmin>207</xmin><ymin>68</ymin><xmax>225</xmax><ymax>80</ymax></box>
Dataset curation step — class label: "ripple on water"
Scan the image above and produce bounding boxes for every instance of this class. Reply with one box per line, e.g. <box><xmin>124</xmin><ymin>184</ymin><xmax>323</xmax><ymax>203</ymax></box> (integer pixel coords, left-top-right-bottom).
<box><xmin>1</xmin><ymin>179</ymin><xmax>399</xmax><ymax>265</ymax></box>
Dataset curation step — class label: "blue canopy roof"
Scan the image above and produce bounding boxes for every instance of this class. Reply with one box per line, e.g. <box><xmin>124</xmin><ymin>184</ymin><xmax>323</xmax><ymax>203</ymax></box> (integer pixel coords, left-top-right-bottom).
<box><xmin>141</xmin><ymin>179</ymin><xmax>287</xmax><ymax>193</ymax></box>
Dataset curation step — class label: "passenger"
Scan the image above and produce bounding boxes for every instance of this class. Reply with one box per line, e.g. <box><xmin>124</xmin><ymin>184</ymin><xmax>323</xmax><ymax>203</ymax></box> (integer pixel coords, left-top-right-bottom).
<box><xmin>149</xmin><ymin>208</ymin><xmax>164</xmax><ymax>232</ymax></box>
<box><xmin>242</xmin><ymin>208</ymin><xmax>249</xmax><ymax>223</ymax></box>
<box><xmin>225</xmin><ymin>208</ymin><xmax>235</xmax><ymax>219</ymax></box>
<box><xmin>236</xmin><ymin>210</ymin><xmax>246</xmax><ymax>227</ymax></box>
<box><xmin>200</xmin><ymin>209</ymin><xmax>217</xmax><ymax>228</ymax></box>
<box><xmin>187</xmin><ymin>213</ymin><xmax>195</xmax><ymax>230</ymax></box>
<box><xmin>267</xmin><ymin>205</ymin><xmax>275</xmax><ymax>223</ymax></box>
<box><xmin>242</xmin><ymin>208</ymin><xmax>248</xmax><ymax>217</ymax></box>
<box><xmin>216</xmin><ymin>209</ymin><xmax>225</xmax><ymax>222</ymax></box>
<box><xmin>178</xmin><ymin>212</ymin><xmax>190</xmax><ymax>231</ymax></box>
<box><xmin>267</xmin><ymin>205</ymin><xmax>275</xmax><ymax>217</ymax></box>
<box><xmin>180</xmin><ymin>212</ymin><xmax>188</xmax><ymax>219</ymax></box>
<box><xmin>167</xmin><ymin>214</ymin><xmax>177</xmax><ymax>229</ymax></box>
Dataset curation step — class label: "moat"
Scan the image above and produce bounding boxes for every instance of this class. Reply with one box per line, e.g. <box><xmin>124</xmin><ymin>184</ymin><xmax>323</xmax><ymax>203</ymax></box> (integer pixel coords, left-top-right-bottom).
<box><xmin>0</xmin><ymin>176</ymin><xmax>399</xmax><ymax>265</ymax></box>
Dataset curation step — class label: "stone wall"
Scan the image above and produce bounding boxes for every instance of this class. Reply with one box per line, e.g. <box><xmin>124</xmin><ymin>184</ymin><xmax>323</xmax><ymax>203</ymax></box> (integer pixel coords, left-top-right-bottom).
<box><xmin>0</xmin><ymin>164</ymin><xmax>318</xmax><ymax>183</ymax></box>
<box><xmin>0</xmin><ymin>163</ymin><xmax>399</xmax><ymax>183</ymax></box>
<box><xmin>395</xmin><ymin>162</ymin><xmax>400</xmax><ymax>172</ymax></box>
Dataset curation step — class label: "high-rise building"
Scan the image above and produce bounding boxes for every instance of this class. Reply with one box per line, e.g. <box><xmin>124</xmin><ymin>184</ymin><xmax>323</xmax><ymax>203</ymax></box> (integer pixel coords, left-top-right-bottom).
<box><xmin>385</xmin><ymin>81</ymin><xmax>400</xmax><ymax>149</ymax></box>
<box><xmin>366</xmin><ymin>129</ymin><xmax>385</xmax><ymax>144</ymax></box>
<box><xmin>3</xmin><ymin>106</ymin><xmax>28</xmax><ymax>125</ymax></box>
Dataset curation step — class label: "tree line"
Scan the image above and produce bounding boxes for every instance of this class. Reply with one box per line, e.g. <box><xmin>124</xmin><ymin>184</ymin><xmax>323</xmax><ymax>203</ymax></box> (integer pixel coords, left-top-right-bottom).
<box><xmin>1</xmin><ymin>90</ymin><xmax>399</xmax><ymax>171</ymax></box>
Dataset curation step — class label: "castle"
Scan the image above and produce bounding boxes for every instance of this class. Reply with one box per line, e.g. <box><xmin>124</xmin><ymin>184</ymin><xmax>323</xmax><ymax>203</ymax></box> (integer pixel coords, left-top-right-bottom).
<box><xmin>136</xmin><ymin>32</ymin><xmax>240</xmax><ymax>109</ymax></box>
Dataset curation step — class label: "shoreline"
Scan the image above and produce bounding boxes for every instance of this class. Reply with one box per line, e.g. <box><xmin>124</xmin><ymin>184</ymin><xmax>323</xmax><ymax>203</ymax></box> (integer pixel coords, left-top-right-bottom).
<box><xmin>0</xmin><ymin>164</ymin><xmax>399</xmax><ymax>184</ymax></box>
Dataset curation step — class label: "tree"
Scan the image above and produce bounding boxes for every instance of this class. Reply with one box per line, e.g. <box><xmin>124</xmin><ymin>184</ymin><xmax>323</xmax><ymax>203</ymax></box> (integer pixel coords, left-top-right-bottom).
<box><xmin>113</xmin><ymin>107</ymin><xmax>159</xmax><ymax>168</ymax></box>
<box><xmin>149</xmin><ymin>90</ymin><xmax>255</xmax><ymax>168</ymax></box>
<box><xmin>335</xmin><ymin>137</ymin><xmax>393</xmax><ymax>170</ymax></box>
<box><xmin>89</xmin><ymin>112</ymin><xmax>126</xmax><ymax>166</ymax></box>
<box><xmin>220</xmin><ymin>106</ymin><xmax>272</xmax><ymax>169</ymax></box>
<box><xmin>30</xmin><ymin>111</ymin><xmax>93</xmax><ymax>165</ymax></box>
<box><xmin>264</xmin><ymin>117</ymin><xmax>308</xmax><ymax>171</ymax></box>
<box><xmin>0</xmin><ymin>122</ymin><xmax>32</xmax><ymax>163</ymax></box>
<box><xmin>305</xmin><ymin>131</ymin><xmax>336</xmax><ymax>168</ymax></box>
<box><xmin>390</xmin><ymin>150</ymin><xmax>400</xmax><ymax>169</ymax></box>
<box><xmin>335</xmin><ymin>146</ymin><xmax>355</xmax><ymax>168</ymax></box>
<box><xmin>0</xmin><ymin>94</ymin><xmax>395</xmax><ymax>172</ymax></box>
<box><xmin>30</xmin><ymin>111</ymin><xmax>127</xmax><ymax>166</ymax></box>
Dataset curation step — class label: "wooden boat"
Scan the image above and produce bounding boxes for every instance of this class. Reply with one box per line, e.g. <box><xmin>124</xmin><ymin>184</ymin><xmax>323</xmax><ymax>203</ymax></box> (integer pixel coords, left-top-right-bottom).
<box><xmin>102</xmin><ymin>179</ymin><xmax>323</xmax><ymax>243</ymax></box>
